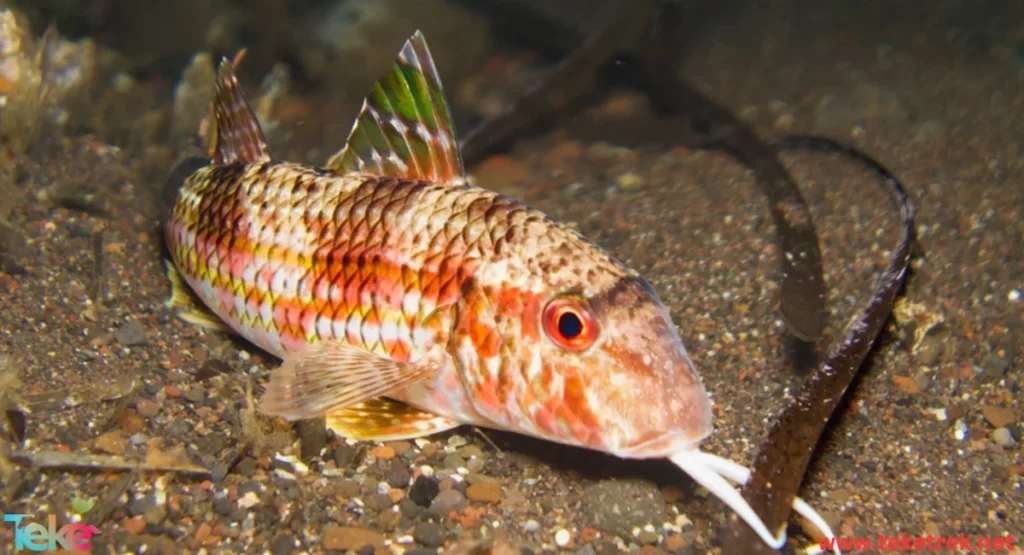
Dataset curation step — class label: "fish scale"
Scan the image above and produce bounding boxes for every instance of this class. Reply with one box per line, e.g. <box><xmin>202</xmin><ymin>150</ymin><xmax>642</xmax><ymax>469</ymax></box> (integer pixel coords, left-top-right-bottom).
<box><xmin>161</xmin><ymin>30</ymin><xmax>841</xmax><ymax>553</ymax></box>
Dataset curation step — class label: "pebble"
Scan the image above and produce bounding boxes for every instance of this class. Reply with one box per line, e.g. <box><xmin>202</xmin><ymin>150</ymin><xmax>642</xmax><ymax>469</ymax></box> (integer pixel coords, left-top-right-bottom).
<box><xmin>410</xmin><ymin>475</ymin><xmax>440</xmax><ymax>507</ymax></box>
<box><xmin>466</xmin><ymin>482</ymin><xmax>501</xmax><ymax>504</ymax></box>
<box><xmin>982</xmin><ymin>406</ymin><xmax>1016</xmax><ymax>428</ymax></box>
<box><xmin>183</xmin><ymin>387</ymin><xmax>205</xmax><ymax>404</ymax></box>
<box><xmin>118</xmin><ymin>410</ymin><xmax>145</xmax><ymax>434</ymax></box>
<box><xmin>213</xmin><ymin>495</ymin><xmax>232</xmax><ymax>516</ymax></box>
<box><xmin>373</xmin><ymin>445</ymin><xmax>396</xmax><ymax>460</ymax></box>
<box><xmin>384</xmin><ymin>460</ymin><xmax>412</xmax><ymax>488</ymax></box>
<box><xmin>555</xmin><ymin>528</ymin><xmax>571</xmax><ymax>547</ymax></box>
<box><xmin>413</xmin><ymin>521</ymin><xmax>446</xmax><ymax>548</ymax></box>
<box><xmin>428</xmin><ymin>489</ymin><xmax>466</xmax><ymax>517</ymax></box>
<box><xmin>321</xmin><ymin>527</ymin><xmax>386</xmax><ymax>552</ymax></box>
<box><xmin>523</xmin><ymin>519</ymin><xmax>540</xmax><ymax>533</ymax></box>
<box><xmin>992</xmin><ymin>427</ymin><xmax>1015</xmax><ymax>446</ymax></box>
<box><xmin>615</xmin><ymin>172</ymin><xmax>644</xmax><ymax>190</ymax></box>
<box><xmin>93</xmin><ymin>431</ymin><xmax>126</xmax><ymax>455</ymax></box>
<box><xmin>270</xmin><ymin>533</ymin><xmax>296</xmax><ymax>555</ymax></box>
<box><xmin>114</xmin><ymin>321</ymin><xmax>147</xmax><ymax>346</ymax></box>
<box><xmin>581</xmin><ymin>479</ymin><xmax>666</xmax><ymax>538</ymax></box>
<box><xmin>143</xmin><ymin>504</ymin><xmax>167</xmax><ymax>525</ymax></box>
<box><xmin>135</xmin><ymin>399</ymin><xmax>160</xmax><ymax>418</ymax></box>
<box><xmin>443</xmin><ymin>453</ymin><xmax>466</xmax><ymax>470</ymax></box>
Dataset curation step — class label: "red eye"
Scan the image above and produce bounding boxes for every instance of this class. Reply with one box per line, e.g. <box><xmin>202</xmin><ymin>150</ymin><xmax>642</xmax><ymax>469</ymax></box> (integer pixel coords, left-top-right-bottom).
<box><xmin>542</xmin><ymin>297</ymin><xmax>599</xmax><ymax>351</ymax></box>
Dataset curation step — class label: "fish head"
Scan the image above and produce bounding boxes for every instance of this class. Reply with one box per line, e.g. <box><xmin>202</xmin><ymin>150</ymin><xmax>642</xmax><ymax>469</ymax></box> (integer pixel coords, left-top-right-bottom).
<box><xmin>533</xmin><ymin>273</ymin><xmax>714</xmax><ymax>458</ymax></box>
<box><xmin>470</xmin><ymin>222</ymin><xmax>714</xmax><ymax>459</ymax></box>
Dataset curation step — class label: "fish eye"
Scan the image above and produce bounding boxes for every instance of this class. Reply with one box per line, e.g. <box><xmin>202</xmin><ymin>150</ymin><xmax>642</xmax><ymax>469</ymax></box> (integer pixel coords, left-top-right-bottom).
<box><xmin>542</xmin><ymin>297</ymin><xmax>599</xmax><ymax>351</ymax></box>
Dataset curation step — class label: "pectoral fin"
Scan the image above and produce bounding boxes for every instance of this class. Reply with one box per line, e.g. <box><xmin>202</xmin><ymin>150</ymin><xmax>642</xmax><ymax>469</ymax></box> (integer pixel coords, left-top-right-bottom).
<box><xmin>326</xmin><ymin>397</ymin><xmax>462</xmax><ymax>441</ymax></box>
<box><xmin>259</xmin><ymin>341</ymin><xmax>447</xmax><ymax>422</ymax></box>
<box><xmin>164</xmin><ymin>260</ymin><xmax>232</xmax><ymax>333</ymax></box>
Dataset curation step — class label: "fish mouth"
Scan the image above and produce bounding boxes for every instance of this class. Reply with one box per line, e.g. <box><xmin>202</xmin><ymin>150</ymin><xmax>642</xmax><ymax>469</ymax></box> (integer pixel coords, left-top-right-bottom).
<box><xmin>620</xmin><ymin>426</ymin><xmax>714</xmax><ymax>459</ymax></box>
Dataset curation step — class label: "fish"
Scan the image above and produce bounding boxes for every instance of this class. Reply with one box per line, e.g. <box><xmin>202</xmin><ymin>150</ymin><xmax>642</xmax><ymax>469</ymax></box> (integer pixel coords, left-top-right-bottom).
<box><xmin>161</xmin><ymin>30</ymin><xmax>839</xmax><ymax>553</ymax></box>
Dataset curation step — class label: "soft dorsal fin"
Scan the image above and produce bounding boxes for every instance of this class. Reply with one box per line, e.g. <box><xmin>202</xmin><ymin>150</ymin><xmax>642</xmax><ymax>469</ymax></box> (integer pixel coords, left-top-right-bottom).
<box><xmin>207</xmin><ymin>52</ymin><xmax>272</xmax><ymax>165</ymax></box>
<box><xmin>326</xmin><ymin>30</ymin><xmax>464</xmax><ymax>183</ymax></box>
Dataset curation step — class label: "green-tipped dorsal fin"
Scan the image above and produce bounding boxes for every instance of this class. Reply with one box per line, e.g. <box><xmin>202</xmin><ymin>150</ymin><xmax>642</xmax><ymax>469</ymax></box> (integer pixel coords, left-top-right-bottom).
<box><xmin>326</xmin><ymin>30</ymin><xmax>465</xmax><ymax>184</ymax></box>
<box><xmin>208</xmin><ymin>52</ymin><xmax>272</xmax><ymax>165</ymax></box>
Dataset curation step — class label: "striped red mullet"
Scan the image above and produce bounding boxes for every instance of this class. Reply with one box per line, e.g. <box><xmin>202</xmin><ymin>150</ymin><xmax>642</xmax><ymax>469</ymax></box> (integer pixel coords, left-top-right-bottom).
<box><xmin>162</xmin><ymin>31</ymin><xmax>839</xmax><ymax>553</ymax></box>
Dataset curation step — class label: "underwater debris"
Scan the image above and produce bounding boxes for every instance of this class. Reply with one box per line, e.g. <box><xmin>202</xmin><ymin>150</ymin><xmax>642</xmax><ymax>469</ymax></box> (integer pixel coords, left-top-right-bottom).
<box><xmin>0</xmin><ymin>8</ymin><xmax>100</xmax><ymax>152</ymax></box>
<box><xmin>173</xmin><ymin>52</ymin><xmax>291</xmax><ymax>150</ymax></box>
<box><xmin>892</xmin><ymin>297</ymin><xmax>945</xmax><ymax>354</ymax></box>
<box><xmin>171</xmin><ymin>52</ymin><xmax>217</xmax><ymax>142</ymax></box>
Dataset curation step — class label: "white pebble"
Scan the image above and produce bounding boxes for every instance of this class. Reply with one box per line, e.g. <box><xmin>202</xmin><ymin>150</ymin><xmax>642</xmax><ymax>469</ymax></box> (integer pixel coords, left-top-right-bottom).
<box><xmin>524</xmin><ymin>519</ymin><xmax>540</xmax><ymax>533</ymax></box>
<box><xmin>953</xmin><ymin>418</ymin><xmax>968</xmax><ymax>441</ymax></box>
<box><xmin>419</xmin><ymin>465</ymin><xmax>434</xmax><ymax>478</ymax></box>
<box><xmin>993</xmin><ymin>427</ymin><xmax>1015</xmax><ymax>447</ymax></box>
<box><xmin>928</xmin><ymin>407</ymin><xmax>948</xmax><ymax>422</ymax></box>
<box><xmin>237</xmin><ymin>491</ymin><xmax>260</xmax><ymax>509</ymax></box>
<box><xmin>1009</xmin><ymin>289</ymin><xmax>1021</xmax><ymax>303</ymax></box>
<box><xmin>555</xmin><ymin>528</ymin><xmax>571</xmax><ymax>547</ymax></box>
<box><xmin>377</xmin><ymin>482</ymin><xmax>391</xmax><ymax>495</ymax></box>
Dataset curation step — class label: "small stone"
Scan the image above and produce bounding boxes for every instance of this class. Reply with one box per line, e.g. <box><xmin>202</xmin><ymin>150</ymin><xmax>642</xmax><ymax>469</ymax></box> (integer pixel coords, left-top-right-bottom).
<box><xmin>183</xmin><ymin>387</ymin><xmax>205</xmax><ymax>404</ymax></box>
<box><xmin>334</xmin><ymin>444</ymin><xmax>358</xmax><ymax>468</ymax></box>
<box><xmin>523</xmin><ymin>519</ymin><xmax>540</xmax><ymax>533</ymax></box>
<box><xmin>373</xmin><ymin>445</ymin><xmax>396</xmax><ymax>460</ymax></box>
<box><xmin>422</xmin><ymin>442</ymin><xmax>439</xmax><ymax>458</ymax></box>
<box><xmin>466</xmin><ymin>482</ymin><xmax>501</xmax><ymax>504</ymax></box>
<box><xmin>237</xmin><ymin>491</ymin><xmax>260</xmax><ymax>509</ymax></box>
<box><xmin>114</xmin><ymin>321</ymin><xmax>147</xmax><ymax>346</ymax></box>
<box><xmin>428</xmin><ymin>489</ymin><xmax>466</xmax><ymax>517</ymax></box>
<box><xmin>270</xmin><ymin>533</ymin><xmax>296</xmax><ymax>555</ymax></box>
<box><xmin>443</xmin><ymin>453</ymin><xmax>466</xmax><ymax>470</ymax></box>
<box><xmin>457</xmin><ymin>445</ymin><xmax>483</xmax><ymax>459</ymax></box>
<box><xmin>665</xmin><ymin>533</ymin><xmax>687</xmax><ymax>551</ymax></box>
<box><xmin>143</xmin><ymin>504</ymin><xmax>167</xmax><ymax>525</ymax></box>
<box><xmin>410</xmin><ymin>476</ymin><xmax>440</xmax><ymax>506</ymax></box>
<box><xmin>118</xmin><ymin>410</ymin><xmax>145</xmax><ymax>434</ymax></box>
<box><xmin>982</xmin><ymin>406</ymin><xmax>1017</xmax><ymax>428</ymax></box>
<box><xmin>213</xmin><ymin>496</ymin><xmax>232</xmax><ymax>516</ymax></box>
<box><xmin>127</xmin><ymin>495</ymin><xmax>153</xmax><ymax>517</ymax></box>
<box><xmin>123</xmin><ymin>516</ymin><xmax>145</xmax><ymax>535</ymax></box>
<box><xmin>892</xmin><ymin>375</ymin><xmax>921</xmax><ymax>394</ymax></box>
<box><xmin>915</xmin><ymin>336</ymin><xmax>941</xmax><ymax>366</ymax></box>
<box><xmin>555</xmin><ymin>528</ymin><xmax>571</xmax><ymax>547</ymax></box>
<box><xmin>992</xmin><ymin>427</ymin><xmax>1015</xmax><ymax>446</ymax></box>
<box><xmin>389</xmin><ymin>441</ymin><xmax>413</xmax><ymax>455</ymax></box>
<box><xmin>413</xmin><ymin>521</ymin><xmax>446</xmax><ymax>548</ymax></box>
<box><xmin>322</xmin><ymin>527</ymin><xmax>386</xmax><ymax>552</ymax></box>
<box><xmin>637</xmin><ymin>530</ymin><xmax>660</xmax><ymax>544</ymax></box>
<box><xmin>983</xmin><ymin>354</ymin><xmax>1011</xmax><ymax>381</ymax></box>
<box><xmin>377</xmin><ymin>508</ymin><xmax>401</xmax><ymax>532</ymax></box>
<box><xmin>135</xmin><ymin>399</ymin><xmax>160</xmax><ymax>418</ymax></box>
<box><xmin>93</xmin><ymin>431</ymin><xmax>126</xmax><ymax>455</ymax></box>
<box><xmin>384</xmin><ymin>460</ymin><xmax>412</xmax><ymax>488</ymax></box>
<box><xmin>615</xmin><ymin>172</ymin><xmax>644</xmax><ymax>190</ymax></box>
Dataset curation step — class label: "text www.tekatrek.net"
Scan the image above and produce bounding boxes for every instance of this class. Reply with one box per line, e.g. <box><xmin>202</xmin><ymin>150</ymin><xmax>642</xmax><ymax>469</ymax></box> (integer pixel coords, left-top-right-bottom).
<box><xmin>818</xmin><ymin>533</ymin><xmax>1016</xmax><ymax>552</ymax></box>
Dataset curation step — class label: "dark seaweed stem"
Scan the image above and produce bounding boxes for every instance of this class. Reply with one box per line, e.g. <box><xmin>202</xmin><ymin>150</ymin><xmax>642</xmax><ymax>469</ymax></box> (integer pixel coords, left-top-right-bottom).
<box><xmin>724</xmin><ymin>136</ymin><xmax>917</xmax><ymax>553</ymax></box>
<box><xmin>633</xmin><ymin>0</ymin><xmax>826</xmax><ymax>345</ymax></box>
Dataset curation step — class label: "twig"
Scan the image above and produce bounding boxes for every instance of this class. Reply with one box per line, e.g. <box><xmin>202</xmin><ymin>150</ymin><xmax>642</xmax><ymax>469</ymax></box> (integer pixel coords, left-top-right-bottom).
<box><xmin>471</xmin><ymin>426</ymin><xmax>504</xmax><ymax>455</ymax></box>
<box><xmin>7</xmin><ymin>449</ymin><xmax>212</xmax><ymax>477</ymax></box>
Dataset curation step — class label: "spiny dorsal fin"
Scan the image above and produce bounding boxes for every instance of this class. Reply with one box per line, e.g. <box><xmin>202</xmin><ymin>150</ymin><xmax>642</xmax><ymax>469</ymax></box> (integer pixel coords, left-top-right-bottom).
<box><xmin>208</xmin><ymin>51</ymin><xmax>272</xmax><ymax>165</ymax></box>
<box><xmin>326</xmin><ymin>30</ymin><xmax>464</xmax><ymax>183</ymax></box>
